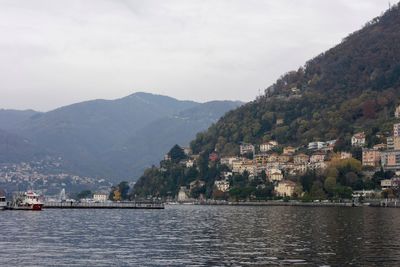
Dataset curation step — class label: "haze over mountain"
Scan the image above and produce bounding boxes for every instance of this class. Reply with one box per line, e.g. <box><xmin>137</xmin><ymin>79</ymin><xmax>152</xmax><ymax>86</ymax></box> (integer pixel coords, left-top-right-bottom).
<box><xmin>0</xmin><ymin>92</ymin><xmax>242</xmax><ymax>181</ymax></box>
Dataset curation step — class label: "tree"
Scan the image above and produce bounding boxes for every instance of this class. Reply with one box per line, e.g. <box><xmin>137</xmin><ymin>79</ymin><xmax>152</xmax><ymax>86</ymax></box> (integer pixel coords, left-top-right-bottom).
<box><xmin>168</xmin><ymin>144</ymin><xmax>186</xmax><ymax>163</ymax></box>
<box><xmin>324</xmin><ymin>177</ymin><xmax>337</xmax><ymax>196</ymax></box>
<box><xmin>310</xmin><ymin>181</ymin><xmax>326</xmax><ymax>199</ymax></box>
<box><xmin>77</xmin><ymin>190</ymin><xmax>92</xmax><ymax>199</ymax></box>
<box><xmin>118</xmin><ymin>181</ymin><xmax>130</xmax><ymax>200</ymax></box>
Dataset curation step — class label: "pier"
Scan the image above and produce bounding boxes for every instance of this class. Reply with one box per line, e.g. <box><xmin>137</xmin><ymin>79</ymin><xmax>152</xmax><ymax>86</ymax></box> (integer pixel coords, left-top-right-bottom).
<box><xmin>44</xmin><ymin>201</ymin><xmax>164</xmax><ymax>209</ymax></box>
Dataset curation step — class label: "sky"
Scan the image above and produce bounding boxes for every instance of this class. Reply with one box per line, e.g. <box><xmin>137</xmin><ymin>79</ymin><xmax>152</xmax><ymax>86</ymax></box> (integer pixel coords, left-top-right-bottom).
<box><xmin>0</xmin><ymin>0</ymin><xmax>391</xmax><ymax>111</ymax></box>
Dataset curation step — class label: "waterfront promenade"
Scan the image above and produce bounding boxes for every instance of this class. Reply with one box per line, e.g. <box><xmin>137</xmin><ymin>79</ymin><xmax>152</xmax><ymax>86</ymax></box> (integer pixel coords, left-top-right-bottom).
<box><xmin>44</xmin><ymin>201</ymin><xmax>164</xmax><ymax>209</ymax></box>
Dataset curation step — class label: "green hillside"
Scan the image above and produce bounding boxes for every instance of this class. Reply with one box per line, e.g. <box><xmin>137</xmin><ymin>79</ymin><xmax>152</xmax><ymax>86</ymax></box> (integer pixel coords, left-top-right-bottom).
<box><xmin>191</xmin><ymin>3</ymin><xmax>400</xmax><ymax>156</ymax></box>
<box><xmin>133</xmin><ymin>4</ymin><xmax>400</xmax><ymax>199</ymax></box>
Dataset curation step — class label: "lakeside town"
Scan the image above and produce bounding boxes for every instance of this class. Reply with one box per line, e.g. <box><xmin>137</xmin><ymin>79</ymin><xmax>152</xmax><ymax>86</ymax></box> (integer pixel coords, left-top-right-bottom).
<box><xmin>167</xmin><ymin>105</ymin><xmax>400</xmax><ymax>203</ymax></box>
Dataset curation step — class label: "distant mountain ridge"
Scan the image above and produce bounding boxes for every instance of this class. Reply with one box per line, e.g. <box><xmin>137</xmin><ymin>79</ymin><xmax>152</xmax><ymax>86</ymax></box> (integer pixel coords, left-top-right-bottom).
<box><xmin>0</xmin><ymin>92</ymin><xmax>243</xmax><ymax>181</ymax></box>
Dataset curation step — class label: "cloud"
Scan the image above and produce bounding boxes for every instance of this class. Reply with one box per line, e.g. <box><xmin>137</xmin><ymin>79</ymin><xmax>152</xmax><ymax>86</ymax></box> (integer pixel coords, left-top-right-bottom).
<box><xmin>0</xmin><ymin>0</ymin><xmax>390</xmax><ymax>111</ymax></box>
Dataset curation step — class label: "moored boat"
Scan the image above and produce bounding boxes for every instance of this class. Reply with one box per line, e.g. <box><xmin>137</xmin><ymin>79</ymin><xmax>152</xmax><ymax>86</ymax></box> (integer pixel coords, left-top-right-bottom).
<box><xmin>0</xmin><ymin>190</ymin><xmax>6</xmax><ymax>210</ymax></box>
<box><xmin>7</xmin><ymin>191</ymin><xmax>43</xmax><ymax>211</ymax></box>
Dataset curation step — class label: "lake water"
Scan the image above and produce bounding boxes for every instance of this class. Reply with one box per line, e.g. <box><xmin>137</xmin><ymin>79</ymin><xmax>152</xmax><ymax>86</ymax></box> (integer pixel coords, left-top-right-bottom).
<box><xmin>1</xmin><ymin>205</ymin><xmax>400</xmax><ymax>266</ymax></box>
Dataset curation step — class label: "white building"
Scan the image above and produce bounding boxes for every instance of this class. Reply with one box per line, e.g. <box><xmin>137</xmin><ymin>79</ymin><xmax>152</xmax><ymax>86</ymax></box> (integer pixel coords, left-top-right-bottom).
<box><xmin>240</xmin><ymin>144</ymin><xmax>255</xmax><ymax>155</ymax></box>
<box><xmin>93</xmin><ymin>193</ymin><xmax>108</xmax><ymax>202</ymax></box>
<box><xmin>308</xmin><ymin>141</ymin><xmax>326</xmax><ymax>150</ymax></box>
<box><xmin>351</xmin><ymin>132</ymin><xmax>366</xmax><ymax>147</ymax></box>
<box><xmin>260</xmin><ymin>141</ymin><xmax>278</xmax><ymax>153</ymax></box>
<box><xmin>215</xmin><ymin>180</ymin><xmax>230</xmax><ymax>192</ymax></box>
<box><xmin>177</xmin><ymin>187</ymin><xmax>189</xmax><ymax>202</ymax></box>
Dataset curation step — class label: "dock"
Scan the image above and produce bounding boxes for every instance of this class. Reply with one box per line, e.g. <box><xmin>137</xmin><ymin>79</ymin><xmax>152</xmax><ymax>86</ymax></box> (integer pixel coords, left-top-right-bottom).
<box><xmin>43</xmin><ymin>201</ymin><xmax>164</xmax><ymax>209</ymax></box>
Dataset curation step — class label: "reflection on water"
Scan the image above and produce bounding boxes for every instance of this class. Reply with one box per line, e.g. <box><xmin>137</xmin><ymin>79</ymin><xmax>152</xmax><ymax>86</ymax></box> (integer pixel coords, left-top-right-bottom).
<box><xmin>1</xmin><ymin>205</ymin><xmax>400</xmax><ymax>266</ymax></box>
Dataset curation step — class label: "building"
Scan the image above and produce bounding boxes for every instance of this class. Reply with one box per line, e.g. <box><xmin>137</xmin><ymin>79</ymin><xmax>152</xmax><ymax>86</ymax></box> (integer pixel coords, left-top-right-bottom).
<box><xmin>278</xmin><ymin>154</ymin><xmax>291</xmax><ymax>163</ymax></box>
<box><xmin>93</xmin><ymin>193</ymin><xmax>108</xmax><ymax>202</ymax></box>
<box><xmin>214</xmin><ymin>180</ymin><xmax>230</xmax><ymax>192</ymax></box>
<box><xmin>308</xmin><ymin>141</ymin><xmax>326</xmax><ymax>150</ymax></box>
<box><xmin>269</xmin><ymin>169</ymin><xmax>283</xmax><ymax>182</ymax></box>
<box><xmin>255</xmin><ymin>154</ymin><xmax>269</xmax><ymax>165</ymax></box>
<box><xmin>310</xmin><ymin>152</ymin><xmax>326</xmax><ymax>163</ymax></box>
<box><xmin>240</xmin><ymin>144</ymin><xmax>255</xmax><ymax>155</ymax></box>
<box><xmin>232</xmin><ymin>159</ymin><xmax>256</xmax><ymax>176</ymax></box>
<box><xmin>340</xmin><ymin>152</ymin><xmax>352</xmax><ymax>159</ymax></box>
<box><xmin>259</xmin><ymin>141</ymin><xmax>278</xmax><ymax>153</ymax></box>
<box><xmin>186</xmin><ymin>159</ymin><xmax>195</xmax><ymax>168</ymax></box>
<box><xmin>396</xmin><ymin>105</ymin><xmax>400</xmax><ymax>118</ymax></box>
<box><xmin>373</xmin><ymin>143</ymin><xmax>387</xmax><ymax>150</ymax></box>
<box><xmin>381</xmin><ymin>150</ymin><xmax>400</xmax><ymax>171</ymax></box>
<box><xmin>387</xmin><ymin>137</ymin><xmax>395</xmax><ymax>150</ymax></box>
<box><xmin>362</xmin><ymin>149</ymin><xmax>381</xmax><ymax>167</ymax></box>
<box><xmin>381</xmin><ymin>179</ymin><xmax>393</xmax><ymax>189</ymax></box>
<box><xmin>283</xmin><ymin>146</ymin><xmax>296</xmax><ymax>155</ymax></box>
<box><xmin>177</xmin><ymin>187</ymin><xmax>189</xmax><ymax>202</ymax></box>
<box><xmin>275</xmin><ymin>180</ymin><xmax>297</xmax><ymax>197</ymax></box>
<box><xmin>351</xmin><ymin>132</ymin><xmax>366</xmax><ymax>147</ymax></box>
<box><xmin>182</xmin><ymin>147</ymin><xmax>192</xmax><ymax>156</ymax></box>
<box><xmin>220</xmin><ymin>157</ymin><xmax>239</xmax><ymax>167</ymax></box>
<box><xmin>395</xmin><ymin>136</ymin><xmax>400</xmax><ymax>150</ymax></box>
<box><xmin>293</xmin><ymin>153</ymin><xmax>309</xmax><ymax>164</ymax></box>
<box><xmin>394</xmin><ymin>123</ymin><xmax>400</xmax><ymax>137</ymax></box>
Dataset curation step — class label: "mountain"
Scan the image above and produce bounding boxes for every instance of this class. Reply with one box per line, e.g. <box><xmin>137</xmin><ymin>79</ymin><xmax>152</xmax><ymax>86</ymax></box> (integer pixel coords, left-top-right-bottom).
<box><xmin>133</xmin><ymin>3</ymin><xmax>400</xmax><ymax>198</ymax></box>
<box><xmin>0</xmin><ymin>109</ymin><xmax>40</xmax><ymax>132</ymax></box>
<box><xmin>0</xmin><ymin>92</ymin><xmax>242</xmax><ymax>182</ymax></box>
<box><xmin>102</xmin><ymin>100</ymin><xmax>243</xmax><ymax>178</ymax></box>
<box><xmin>0</xmin><ymin>129</ymin><xmax>46</xmax><ymax>163</ymax></box>
<box><xmin>190</xmin><ymin>3</ymin><xmax>400</xmax><ymax>156</ymax></box>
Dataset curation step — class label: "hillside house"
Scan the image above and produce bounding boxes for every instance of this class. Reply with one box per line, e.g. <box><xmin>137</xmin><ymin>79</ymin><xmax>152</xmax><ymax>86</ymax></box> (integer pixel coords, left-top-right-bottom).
<box><xmin>240</xmin><ymin>144</ymin><xmax>255</xmax><ymax>155</ymax></box>
<box><xmin>308</xmin><ymin>141</ymin><xmax>326</xmax><ymax>150</ymax></box>
<box><xmin>310</xmin><ymin>152</ymin><xmax>326</xmax><ymax>163</ymax></box>
<box><xmin>283</xmin><ymin>146</ymin><xmax>296</xmax><ymax>155</ymax></box>
<box><xmin>351</xmin><ymin>132</ymin><xmax>366</xmax><ymax>147</ymax></box>
<box><xmin>214</xmin><ymin>180</ymin><xmax>230</xmax><ymax>192</ymax></box>
<box><xmin>293</xmin><ymin>153</ymin><xmax>309</xmax><ymax>164</ymax></box>
<box><xmin>259</xmin><ymin>141</ymin><xmax>278</xmax><ymax>153</ymax></box>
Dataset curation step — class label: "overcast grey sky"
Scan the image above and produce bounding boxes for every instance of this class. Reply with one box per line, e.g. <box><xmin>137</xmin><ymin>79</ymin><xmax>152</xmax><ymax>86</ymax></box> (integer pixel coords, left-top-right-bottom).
<box><xmin>0</xmin><ymin>0</ymin><xmax>390</xmax><ymax>111</ymax></box>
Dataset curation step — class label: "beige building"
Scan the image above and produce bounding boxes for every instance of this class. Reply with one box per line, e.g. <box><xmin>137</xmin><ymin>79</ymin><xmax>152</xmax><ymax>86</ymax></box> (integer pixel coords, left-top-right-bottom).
<box><xmin>362</xmin><ymin>149</ymin><xmax>381</xmax><ymax>167</ymax></box>
<box><xmin>275</xmin><ymin>180</ymin><xmax>297</xmax><ymax>197</ymax></box>
<box><xmin>283</xmin><ymin>146</ymin><xmax>296</xmax><ymax>155</ymax></box>
<box><xmin>394</xmin><ymin>123</ymin><xmax>400</xmax><ymax>137</ymax></box>
<box><xmin>269</xmin><ymin>169</ymin><xmax>283</xmax><ymax>182</ymax></box>
<box><xmin>394</xmin><ymin>136</ymin><xmax>400</xmax><ymax>150</ymax></box>
<box><xmin>93</xmin><ymin>193</ymin><xmax>108</xmax><ymax>202</ymax></box>
<box><xmin>232</xmin><ymin>159</ymin><xmax>256</xmax><ymax>176</ymax></box>
<box><xmin>310</xmin><ymin>152</ymin><xmax>326</xmax><ymax>163</ymax></box>
<box><xmin>395</xmin><ymin>105</ymin><xmax>400</xmax><ymax>118</ymax></box>
<box><xmin>293</xmin><ymin>153</ymin><xmax>309</xmax><ymax>164</ymax></box>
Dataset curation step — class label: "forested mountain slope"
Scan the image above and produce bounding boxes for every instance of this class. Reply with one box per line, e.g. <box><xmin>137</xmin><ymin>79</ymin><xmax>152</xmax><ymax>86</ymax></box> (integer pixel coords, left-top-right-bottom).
<box><xmin>191</xmin><ymin>4</ymin><xmax>400</xmax><ymax>156</ymax></box>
